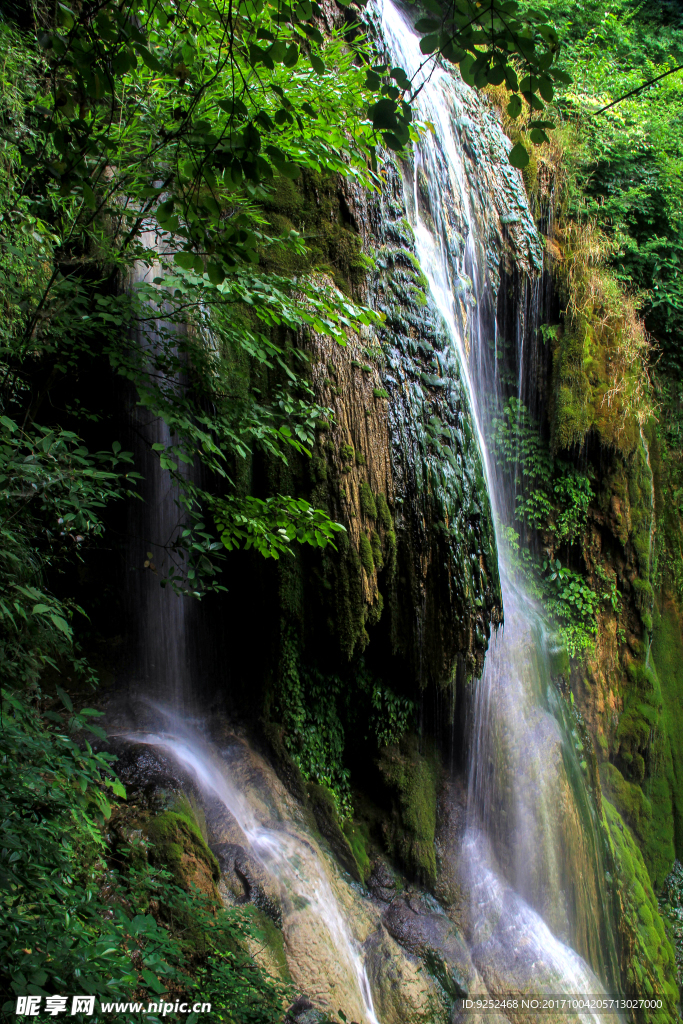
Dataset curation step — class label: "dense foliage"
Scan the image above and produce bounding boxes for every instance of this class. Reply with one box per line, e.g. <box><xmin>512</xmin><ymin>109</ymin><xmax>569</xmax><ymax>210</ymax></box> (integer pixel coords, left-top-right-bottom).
<box><xmin>493</xmin><ymin>397</ymin><xmax>617</xmax><ymax>655</ymax></box>
<box><xmin>0</xmin><ymin>690</ymin><xmax>288</xmax><ymax>1022</ymax></box>
<box><xmin>0</xmin><ymin>0</ymin><xmax>392</xmax><ymax>1016</ymax></box>
<box><xmin>545</xmin><ymin>0</ymin><xmax>683</xmax><ymax>376</ymax></box>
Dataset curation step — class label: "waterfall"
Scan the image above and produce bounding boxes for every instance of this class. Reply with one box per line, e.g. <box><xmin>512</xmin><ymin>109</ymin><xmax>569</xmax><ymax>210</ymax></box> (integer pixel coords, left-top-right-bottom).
<box><xmin>121</xmin><ymin>239</ymin><xmax>382</xmax><ymax>1022</ymax></box>
<box><xmin>124</xmin><ymin>229</ymin><xmax>196</xmax><ymax>709</ymax></box>
<box><xmin>376</xmin><ymin>0</ymin><xmax>621</xmax><ymax>1004</ymax></box>
<box><xmin>123</xmin><ymin>712</ymin><xmax>380</xmax><ymax>1024</ymax></box>
<box><xmin>115</xmin><ymin>5</ymin><xmax>627</xmax><ymax>1016</ymax></box>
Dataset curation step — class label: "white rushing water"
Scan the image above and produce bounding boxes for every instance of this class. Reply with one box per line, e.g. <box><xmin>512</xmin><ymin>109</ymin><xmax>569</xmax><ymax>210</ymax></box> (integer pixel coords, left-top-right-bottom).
<box><xmin>376</xmin><ymin>0</ymin><xmax>619</xmax><ymax>1010</ymax></box>
<box><xmin>125</xmin><ymin>712</ymin><xmax>380</xmax><ymax>1024</ymax></box>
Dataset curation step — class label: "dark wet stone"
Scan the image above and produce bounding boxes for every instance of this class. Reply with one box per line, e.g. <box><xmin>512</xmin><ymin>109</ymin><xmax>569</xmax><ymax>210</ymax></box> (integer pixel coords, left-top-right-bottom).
<box><xmin>285</xmin><ymin>998</ymin><xmax>330</xmax><ymax>1024</ymax></box>
<box><xmin>103</xmin><ymin>740</ymin><xmax>194</xmax><ymax>803</ymax></box>
<box><xmin>382</xmin><ymin>896</ymin><xmax>472</xmax><ymax>999</ymax></box>
<box><xmin>212</xmin><ymin>841</ymin><xmax>282</xmax><ymax>925</ymax></box>
<box><xmin>368</xmin><ymin>860</ymin><xmax>397</xmax><ymax>903</ymax></box>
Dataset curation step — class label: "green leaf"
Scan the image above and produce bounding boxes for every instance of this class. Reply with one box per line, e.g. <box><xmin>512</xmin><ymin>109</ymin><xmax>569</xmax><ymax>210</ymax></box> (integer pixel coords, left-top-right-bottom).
<box><xmin>310</xmin><ymin>54</ymin><xmax>325</xmax><ymax>75</ymax></box>
<box><xmin>56</xmin><ymin>685</ymin><xmax>73</xmax><ymax>712</ymax></box>
<box><xmin>136</xmin><ymin>45</ymin><xmax>162</xmax><ymax>71</ymax></box>
<box><xmin>156</xmin><ymin>199</ymin><xmax>174</xmax><ymax>220</ymax></box>
<box><xmin>529</xmin><ymin>128</ymin><xmax>549</xmax><ymax>145</ymax></box>
<box><xmin>141</xmin><ymin>970</ymin><xmax>165</xmax><ymax>994</ymax></box>
<box><xmin>84</xmin><ymin>723</ymin><xmax>107</xmax><ymax>740</ymax></box>
<box><xmin>486</xmin><ymin>65</ymin><xmax>505</xmax><ymax>86</ymax></box>
<box><xmin>419</xmin><ymin>32</ymin><xmax>439</xmax><ymax>54</ymax></box>
<box><xmin>283</xmin><ymin>43</ymin><xmax>299</xmax><ymax>67</ymax></box>
<box><xmin>552</xmin><ymin>69</ymin><xmax>572</xmax><ymax>85</ymax></box>
<box><xmin>507</xmin><ymin>95</ymin><xmax>523</xmax><ymax>119</ymax></box>
<box><xmin>50</xmin><ymin>614</ymin><xmax>72</xmax><ymax>637</ymax></box>
<box><xmin>538</xmin><ymin>77</ymin><xmax>554</xmax><ymax>102</ymax></box>
<box><xmin>382</xmin><ymin>132</ymin><xmax>406</xmax><ymax>151</ymax></box>
<box><xmin>275</xmin><ymin>160</ymin><xmax>300</xmax><ymax>179</ymax></box>
<box><xmin>369</xmin><ymin>98</ymin><xmax>397</xmax><ymax>131</ymax></box>
<box><xmin>207</xmin><ymin>262</ymin><xmax>225</xmax><ymax>285</ymax></box>
<box><xmin>508</xmin><ymin>143</ymin><xmax>530</xmax><ymax>169</ymax></box>
<box><xmin>414</xmin><ymin>17</ymin><xmax>440</xmax><ymax>32</ymax></box>
<box><xmin>82</xmin><ymin>183</ymin><xmax>97</xmax><ymax>210</ymax></box>
<box><xmin>174</xmin><ymin>251</ymin><xmax>196</xmax><ymax>270</ymax></box>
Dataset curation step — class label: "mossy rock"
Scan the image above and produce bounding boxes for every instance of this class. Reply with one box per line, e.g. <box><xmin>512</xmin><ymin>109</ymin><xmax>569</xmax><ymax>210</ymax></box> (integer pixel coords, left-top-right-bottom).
<box><xmin>603</xmin><ymin>798</ymin><xmax>678</xmax><ymax>1018</ymax></box>
<box><xmin>360</xmin><ymin>481</ymin><xmax>378</xmax><ymax>520</ymax></box>
<box><xmin>307</xmin><ymin>782</ymin><xmax>370</xmax><ymax>883</ymax></box>
<box><xmin>652</xmin><ymin>600</ymin><xmax>683</xmax><ymax>861</ymax></box>
<box><xmin>600</xmin><ymin>762</ymin><xmax>653</xmax><ymax>846</ymax></box>
<box><xmin>243</xmin><ymin>904</ymin><xmax>291</xmax><ymax>982</ymax></box>
<box><xmin>376</xmin><ymin>492</ymin><xmax>392</xmax><ymax>530</ymax></box>
<box><xmin>377</xmin><ymin>735</ymin><xmax>439</xmax><ymax>886</ymax></box>
<box><xmin>147</xmin><ymin>807</ymin><xmax>220</xmax><ymax>898</ymax></box>
<box><xmin>359</xmin><ymin>533</ymin><xmax>374</xmax><ymax>575</ymax></box>
<box><xmin>262</xmin><ymin>720</ymin><xmax>307</xmax><ymax>803</ymax></box>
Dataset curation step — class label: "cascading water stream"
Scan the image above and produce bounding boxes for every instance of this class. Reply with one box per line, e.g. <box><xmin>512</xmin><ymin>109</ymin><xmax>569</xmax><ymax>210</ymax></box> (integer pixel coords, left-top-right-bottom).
<box><xmin>123</xmin><ymin>240</ymin><xmax>381</xmax><ymax>1022</ymax></box>
<box><xmin>125</xmin><ymin>229</ymin><xmax>195</xmax><ymax>709</ymax></box>
<box><xmin>124</xmin><ymin>715</ymin><xmax>380</xmax><ymax>1024</ymax></box>
<box><xmin>376</xmin><ymin>0</ymin><xmax>620</xmax><ymax>1007</ymax></box>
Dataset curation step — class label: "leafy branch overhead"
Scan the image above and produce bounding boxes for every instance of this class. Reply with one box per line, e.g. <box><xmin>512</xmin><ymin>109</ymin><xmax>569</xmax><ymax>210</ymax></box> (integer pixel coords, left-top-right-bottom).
<box><xmin>406</xmin><ymin>0</ymin><xmax>571</xmax><ymax>167</ymax></box>
<box><xmin>0</xmin><ymin>0</ymin><xmax>568</xmax><ymax>609</ymax></box>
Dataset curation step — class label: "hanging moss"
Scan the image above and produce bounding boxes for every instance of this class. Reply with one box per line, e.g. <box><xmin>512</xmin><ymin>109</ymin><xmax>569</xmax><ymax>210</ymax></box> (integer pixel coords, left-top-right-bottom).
<box><xmin>332</xmin><ymin>538</ymin><xmax>368</xmax><ymax>658</ymax></box>
<box><xmin>360</xmin><ymin>481</ymin><xmax>377</xmax><ymax>520</ymax></box>
<box><xmin>367</xmin><ymin>591</ymin><xmax>384</xmax><ymax>627</ymax></box>
<box><xmin>376</xmin><ymin>492</ymin><xmax>392</xmax><ymax>530</ymax></box>
<box><xmin>259</xmin><ymin>171</ymin><xmax>366</xmax><ymax>293</ymax></box>
<box><xmin>370</xmin><ymin>530</ymin><xmax>384</xmax><ymax>570</ymax></box>
<box><xmin>359</xmin><ymin>534</ymin><xmax>374</xmax><ymax>575</ymax></box>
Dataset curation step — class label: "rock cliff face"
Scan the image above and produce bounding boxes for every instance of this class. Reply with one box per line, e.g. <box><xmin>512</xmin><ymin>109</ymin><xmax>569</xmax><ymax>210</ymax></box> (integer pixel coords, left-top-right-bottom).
<box><xmin>299</xmin><ymin>156</ymin><xmax>502</xmax><ymax>688</ymax></box>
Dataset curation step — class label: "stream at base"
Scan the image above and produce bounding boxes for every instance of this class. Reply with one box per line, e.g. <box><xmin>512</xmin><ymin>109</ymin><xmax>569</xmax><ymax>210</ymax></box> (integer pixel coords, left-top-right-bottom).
<box><xmin>376</xmin><ymin>0</ymin><xmax>621</xmax><ymax>1009</ymax></box>
<box><xmin>123</xmin><ymin>711</ymin><xmax>379</xmax><ymax>1024</ymax></box>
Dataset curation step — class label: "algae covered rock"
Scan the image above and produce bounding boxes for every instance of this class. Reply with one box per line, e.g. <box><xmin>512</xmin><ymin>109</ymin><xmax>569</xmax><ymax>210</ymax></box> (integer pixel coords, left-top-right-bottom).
<box><xmin>382</xmin><ymin>894</ymin><xmax>473</xmax><ymax>999</ymax></box>
<box><xmin>147</xmin><ymin>806</ymin><xmax>220</xmax><ymax>898</ymax></box>
<box><xmin>603</xmin><ymin>798</ymin><xmax>678</xmax><ymax>1020</ymax></box>
<box><xmin>377</xmin><ymin>735</ymin><xmax>439</xmax><ymax>885</ymax></box>
<box><xmin>307</xmin><ymin>781</ymin><xmax>370</xmax><ymax>883</ymax></box>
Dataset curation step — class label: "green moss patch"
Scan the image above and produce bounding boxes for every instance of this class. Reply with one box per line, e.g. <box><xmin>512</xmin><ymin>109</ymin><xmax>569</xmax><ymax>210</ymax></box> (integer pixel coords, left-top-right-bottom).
<box><xmin>652</xmin><ymin>599</ymin><xmax>683</xmax><ymax>861</ymax></box>
<box><xmin>147</xmin><ymin>808</ymin><xmax>220</xmax><ymax>898</ymax></box>
<box><xmin>359</xmin><ymin>534</ymin><xmax>374</xmax><ymax>575</ymax></box>
<box><xmin>603</xmin><ymin>799</ymin><xmax>678</xmax><ymax>1018</ymax></box>
<box><xmin>307</xmin><ymin>782</ymin><xmax>370</xmax><ymax>883</ymax></box>
<box><xmin>376</xmin><ymin>492</ymin><xmax>392</xmax><ymax>530</ymax></box>
<box><xmin>360</xmin><ymin>482</ymin><xmax>377</xmax><ymax>520</ymax></box>
<box><xmin>377</xmin><ymin>735</ymin><xmax>439</xmax><ymax>886</ymax></box>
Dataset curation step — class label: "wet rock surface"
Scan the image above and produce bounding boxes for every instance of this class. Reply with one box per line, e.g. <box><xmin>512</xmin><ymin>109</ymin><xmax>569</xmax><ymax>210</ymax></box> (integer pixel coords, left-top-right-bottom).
<box><xmin>383</xmin><ymin>894</ymin><xmax>473</xmax><ymax>998</ymax></box>
<box><xmin>367</xmin><ymin>860</ymin><xmax>397</xmax><ymax>903</ymax></box>
<box><xmin>212</xmin><ymin>842</ymin><xmax>282</xmax><ymax>924</ymax></box>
